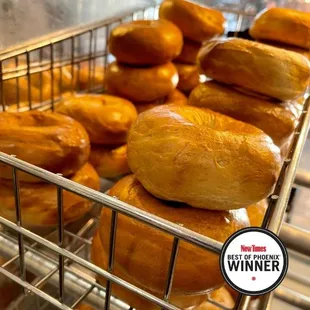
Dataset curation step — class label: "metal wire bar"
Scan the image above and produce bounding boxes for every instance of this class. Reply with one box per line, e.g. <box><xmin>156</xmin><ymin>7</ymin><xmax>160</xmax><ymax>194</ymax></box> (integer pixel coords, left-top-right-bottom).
<box><xmin>235</xmin><ymin>98</ymin><xmax>310</xmax><ymax>309</ymax></box>
<box><xmin>26</xmin><ymin>52</ymin><xmax>32</xmax><ymax>109</ymax></box>
<box><xmin>280</xmin><ymin>223</ymin><xmax>310</xmax><ymax>256</ymax></box>
<box><xmin>274</xmin><ymin>287</ymin><xmax>310</xmax><ymax>310</ymax></box>
<box><xmin>0</xmin><ymin>267</ymin><xmax>71</xmax><ymax>310</ymax></box>
<box><xmin>105</xmin><ymin>210</ymin><xmax>118</xmax><ymax>310</ymax></box>
<box><xmin>0</xmin><ymin>5</ymin><xmax>308</xmax><ymax>310</ymax></box>
<box><xmin>0</xmin><ymin>231</ymin><xmax>107</xmax><ymax>298</ymax></box>
<box><xmin>0</xmin><ymin>5</ymin><xmax>156</xmax><ymax>61</ymax></box>
<box><xmin>0</xmin><ymin>233</ymin><xmax>129</xmax><ymax>310</ymax></box>
<box><xmin>15</xmin><ymin>57</ymin><xmax>20</xmax><ymax>109</ymax></box>
<box><xmin>162</xmin><ymin>237</ymin><xmax>180</xmax><ymax>304</ymax></box>
<box><xmin>295</xmin><ymin>169</ymin><xmax>310</xmax><ymax>188</ymax></box>
<box><xmin>0</xmin><ymin>153</ymin><xmax>222</xmax><ymax>255</ymax></box>
<box><xmin>0</xmin><ymin>217</ymin><xmax>180</xmax><ymax>310</ymax></box>
<box><xmin>57</xmin><ymin>186</ymin><xmax>65</xmax><ymax>302</ymax></box>
<box><xmin>71</xmin><ymin>285</ymin><xmax>95</xmax><ymax>309</ymax></box>
<box><xmin>12</xmin><ymin>167</ymin><xmax>26</xmax><ymax>292</ymax></box>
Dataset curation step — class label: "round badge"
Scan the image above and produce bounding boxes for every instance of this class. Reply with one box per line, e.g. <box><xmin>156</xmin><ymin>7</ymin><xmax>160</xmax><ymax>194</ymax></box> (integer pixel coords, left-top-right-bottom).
<box><xmin>220</xmin><ymin>227</ymin><xmax>288</xmax><ymax>296</ymax></box>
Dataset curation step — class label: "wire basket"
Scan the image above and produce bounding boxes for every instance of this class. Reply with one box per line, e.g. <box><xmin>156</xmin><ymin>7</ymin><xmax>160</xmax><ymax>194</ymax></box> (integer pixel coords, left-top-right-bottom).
<box><xmin>0</xmin><ymin>4</ymin><xmax>310</xmax><ymax>310</ymax></box>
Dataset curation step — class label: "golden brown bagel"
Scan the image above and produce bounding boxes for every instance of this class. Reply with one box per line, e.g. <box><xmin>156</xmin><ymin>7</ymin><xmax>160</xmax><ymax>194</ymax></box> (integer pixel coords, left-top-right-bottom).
<box><xmin>175</xmin><ymin>39</ymin><xmax>202</xmax><ymax>64</ymax></box>
<box><xmin>250</xmin><ymin>8</ymin><xmax>310</xmax><ymax>49</ymax></box>
<box><xmin>98</xmin><ymin>175</ymin><xmax>249</xmax><ymax>296</ymax></box>
<box><xmin>105</xmin><ymin>61</ymin><xmax>178</xmax><ymax>102</ymax></box>
<box><xmin>55</xmin><ymin>93</ymin><xmax>137</xmax><ymax>145</ymax></box>
<box><xmin>224</xmin><ymin>284</ymin><xmax>239</xmax><ymax>301</ymax></box>
<box><xmin>89</xmin><ymin>144</ymin><xmax>130</xmax><ymax>179</ymax></box>
<box><xmin>198</xmin><ymin>38</ymin><xmax>310</xmax><ymax>101</ymax></box>
<box><xmin>3</xmin><ymin>75</ymin><xmax>59</xmax><ymax>105</ymax></box>
<box><xmin>0</xmin><ymin>163</ymin><xmax>100</xmax><ymax>228</ymax></box>
<box><xmin>246</xmin><ymin>199</ymin><xmax>268</xmax><ymax>227</ymax></box>
<box><xmin>262</xmin><ymin>41</ymin><xmax>310</xmax><ymax>60</ymax></box>
<box><xmin>159</xmin><ymin>0</ymin><xmax>225</xmax><ymax>42</ymax></box>
<box><xmin>78</xmin><ymin>62</ymin><xmax>105</xmax><ymax>90</ymax></box>
<box><xmin>109</xmin><ymin>20</ymin><xmax>183</xmax><ymax>65</ymax></box>
<box><xmin>189</xmin><ymin>81</ymin><xmax>298</xmax><ymax>147</ymax></box>
<box><xmin>51</xmin><ymin>65</ymin><xmax>77</xmax><ymax>92</ymax></box>
<box><xmin>135</xmin><ymin>89</ymin><xmax>188</xmax><ymax>113</ymax></box>
<box><xmin>175</xmin><ymin>63</ymin><xmax>201</xmax><ymax>93</ymax></box>
<box><xmin>128</xmin><ymin>104</ymin><xmax>281</xmax><ymax>210</ymax></box>
<box><xmin>0</xmin><ymin>111</ymin><xmax>90</xmax><ymax>182</ymax></box>
<box><xmin>92</xmin><ymin>230</ymin><xmax>208</xmax><ymax>310</ymax></box>
<box><xmin>196</xmin><ymin>287</ymin><xmax>234</xmax><ymax>310</ymax></box>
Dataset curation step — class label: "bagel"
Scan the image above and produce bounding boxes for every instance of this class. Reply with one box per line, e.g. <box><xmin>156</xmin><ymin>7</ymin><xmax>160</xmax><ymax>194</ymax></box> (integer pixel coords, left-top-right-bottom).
<box><xmin>159</xmin><ymin>0</ymin><xmax>225</xmax><ymax>42</ymax></box>
<box><xmin>3</xmin><ymin>75</ymin><xmax>59</xmax><ymax>105</ymax></box>
<box><xmin>262</xmin><ymin>41</ymin><xmax>310</xmax><ymax>59</ymax></box>
<box><xmin>0</xmin><ymin>111</ymin><xmax>90</xmax><ymax>182</ymax></box>
<box><xmin>175</xmin><ymin>39</ymin><xmax>202</xmax><ymax>64</ymax></box>
<box><xmin>249</xmin><ymin>8</ymin><xmax>310</xmax><ymax>49</ymax></box>
<box><xmin>196</xmin><ymin>287</ymin><xmax>234</xmax><ymax>310</ymax></box>
<box><xmin>92</xmin><ymin>230</ymin><xmax>208</xmax><ymax>310</ymax></box>
<box><xmin>89</xmin><ymin>144</ymin><xmax>130</xmax><ymax>179</ymax></box>
<box><xmin>105</xmin><ymin>62</ymin><xmax>178</xmax><ymax>102</ymax></box>
<box><xmin>0</xmin><ymin>163</ymin><xmax>100</xmax><ymax>228</ymax></box>
<box><xmin>109</xmin><ymin>20</ymin><xmax>183</xmax><ymax>65</ymax></box>
<box><xmin>135</xmin><ymin>89</ymin><xmax>187</xmax><ymax>114</ymax></box>
<box><xmin>128</xmin><ymin>104</ymin><xmax>281</xmax><ymax>210</ymax></box>
<box><xmin>246</xmin><ymin>199</ymin><xmax>268</xmax><ymax>227</ymax></box>
<box><xmin>51</xmin><ymin>65</ymin><xmax>77</xmax><ymax>92</ymax></box>
<box><xmin>98</xmin><ymin>175</ymin><xmax>249</xmax><ymax>296</ymax></box>
<box><xmin>55</xmin><ymin>93</ymin><xmax>137</xmax><ymax>145</ymax></box>
<box><xmin>175</xmin><ymin>63</ymin><xmax>201</xmax><ymax>93</ymax></box>
<box><xmin>198</xmin><ymin>38</ymin><xmax>310</xmax><ymax>101</ymax></box>
<box><xmin>78</xmin><ymin>62</ymin><xmax>105</xmax><ymax>90</ymax></box>
<box><xmin>189</xmin><ymin>81</ymin><xmax>298</xmax><ymax>147</ymax></box>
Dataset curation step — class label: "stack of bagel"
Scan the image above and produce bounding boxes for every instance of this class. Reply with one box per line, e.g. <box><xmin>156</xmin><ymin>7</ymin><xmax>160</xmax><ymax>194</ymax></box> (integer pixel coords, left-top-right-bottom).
<box><xmin>54</xmin><ymin>92</ymin><xmax>138</xmax><ymax>179</ymax></box>
<box><xmin>249</xmin><ymin>7</ymin><xmax>310</xmax><ymax>60</ymax></box>
<box><xmin>90</xmin><ymin>3</ymin><xmax>310</xmax><ymax>309</ymax></box>
<box><xmin>105</xmin><ymin>18</ymin><xmax>188</xmax><ymax>114</ymax></box>
<box><xmin>0</xmin><ymin>111</ymin><xmax>101</xmax><ymax>230</ymax></box>
<box><xmin>188</xmin><ymin>8</ymin><xmax>310</xmax><ymax>158</ymax></box>
<box><xmin>158</xmin><ymin>0</ymin><xmax>225</xmax><ymax>95</ymax></box>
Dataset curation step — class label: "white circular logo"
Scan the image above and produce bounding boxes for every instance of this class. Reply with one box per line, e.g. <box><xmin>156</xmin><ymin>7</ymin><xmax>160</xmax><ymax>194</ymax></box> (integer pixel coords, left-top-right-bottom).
<box><xmin>220</xmin><ymin>228</ymin><xmax>288</xmax><ymax>296</ymax></box>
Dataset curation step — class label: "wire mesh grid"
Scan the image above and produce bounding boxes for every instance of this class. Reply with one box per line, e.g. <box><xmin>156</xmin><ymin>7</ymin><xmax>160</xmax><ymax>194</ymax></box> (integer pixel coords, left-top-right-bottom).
<box><xmin>0</xmin><ymin>4</ymin><xmax>310</xmax><ymax>310</ymax></box>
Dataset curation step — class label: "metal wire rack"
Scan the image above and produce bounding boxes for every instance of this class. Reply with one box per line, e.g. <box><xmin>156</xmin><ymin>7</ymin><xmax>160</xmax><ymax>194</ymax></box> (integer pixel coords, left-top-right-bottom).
<box><xmin>0</xmin><ymin>3</ymin><xmax>310</xmax><ymax>310</ymax></box>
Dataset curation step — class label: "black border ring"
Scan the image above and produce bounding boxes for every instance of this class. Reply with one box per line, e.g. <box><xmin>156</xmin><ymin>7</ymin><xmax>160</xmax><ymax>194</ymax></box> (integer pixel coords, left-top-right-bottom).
<box><xmin>219</xmin><ymin>227</ymin><xmax>289</xmax><ymax>296</ymax></box>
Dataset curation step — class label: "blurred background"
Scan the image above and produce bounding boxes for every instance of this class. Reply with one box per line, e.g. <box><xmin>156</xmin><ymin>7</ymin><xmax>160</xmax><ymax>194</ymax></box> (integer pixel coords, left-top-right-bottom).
<box><xmin>0</xmin><ymin>0</ymin><xmax>309</xmax><ymax>51</ymax></box>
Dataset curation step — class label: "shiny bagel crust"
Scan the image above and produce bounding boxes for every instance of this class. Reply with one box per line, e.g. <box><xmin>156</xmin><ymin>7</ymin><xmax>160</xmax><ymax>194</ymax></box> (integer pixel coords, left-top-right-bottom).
<box><xmin>89</xmin><ymin>144</ymin><xmax>130</xmax><ymax>179</ymax></box>
<box><xmin>262</xmin><ymin>41</ymin><xmax>310</xmax><ymax>60</ymax></box>
<box><xmin>128</xmin><ymin>104</ymin><xmax>281</xmax><ymax>210</ymax></box>
<box><xmin>92</xmin><ymin>230</ymin><xmax>208</xmax><ymax>309</ymax></box>
<box><xmin>159</xmin><ymin>0</ymin><xmax>225</xmax><ymax>42</ymax></box>
<box><xmin>0</xmin><ymin>163</ymin><xmax>100</xmax><ymax>228</ymax></box>
<box><xmin>246</xmin><ymin>199</ymin><xmax>268</xmax><ymax>227</ymax></box>
<box><xmin>98</xmin><ymin>175</ymin><xmax>249</xmax><ymax>295</ymax></box>
<box><xmin>135</xmin><ymin>89</ymin><xmax>187</xmax><ymax>114</ymax></box>
<box><xmin>189</xmin><ymin>81</ymin><xmax>298</xmax><ymax>147</ymax></box>
<box><xmin>78</xmin><ymin>62</ymin><xmax>105</xmax><ymax>90</ymax></box>
<box><xmin>0</xmin><ymin>111</ymin><xmax>90</xmax><ymax>182</ymax></box>
<box><xmin>175</xmin><ymin>63</ymin><xmax>200</xmax><ymax>93</ymax></box>
<box><xmin>109</xmin><ymin>20</ymin><xmax>183</xmax><ymax>65</ymax></box>
<box><xmin>249</xmin><ymin>8</ymin><xmax>310</xmax><ymax>49</ymax></box>
<box><xmin>198</xmin><ymin>38</ymin><xmax>310</xmax><ymax>101</ymax></box>
<box><xmin>105</xmin><ymin>61</ymin><xmax>178</xmax><ymax>102</ymax></box>
<box><xmin>175</xmin><ymin>39</ymin><xmax>202</xmax><ymax>64</ymax></box>
<box><xmin>55</xmin><ymin>93</ymin><xmax>137</xmax><ymax>145</ymax></box>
